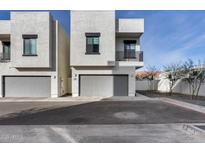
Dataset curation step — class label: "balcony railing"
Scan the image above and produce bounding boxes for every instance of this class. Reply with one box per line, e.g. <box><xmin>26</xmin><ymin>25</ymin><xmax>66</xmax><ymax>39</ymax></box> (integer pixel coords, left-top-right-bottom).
<box><xmin>116</xmin><ymin>51</ymin><xmax>143</xmax><ymax>62</ymax></box>
<box><xmin>0</xmin><ymin>53</ymin><xmax>10</xmax><ymax>63</ymax></box>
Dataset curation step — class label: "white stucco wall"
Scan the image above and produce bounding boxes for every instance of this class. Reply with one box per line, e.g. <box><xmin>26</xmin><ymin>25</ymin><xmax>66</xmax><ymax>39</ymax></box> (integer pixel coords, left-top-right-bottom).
<box><xmin>136</xmin><ymin>80</ymin><xmax>159</xmax><ymax>91</ymax></box>
<box><xmin>117</xmin><ymin>19</ymin><xmax>144</xmax><ymax>33</ymax></box>
<box><xmin>70</xmin><ymin>11</ymin><xmax>116</xmax><ymax>66</ymax></box>
<box><xmin>0</xmin><ymin>21</ymin><xmax>10</xmax><ymax>34</ymax></box>
<box><xmin>10</xmin><ymin>12</ymin><xmax>52</xmax><ymax>68</ymax></box>
<box><xmin>158</xmin><ymin>78</ymin><xmax>171</xmax><ymax>93</ymax></box>
<box><xmin>172</xmin><ymin>80</ymin><xmax>205</xmax><ymax>97</ymax></box>
<box><xmin>158</xmin><ymin>78</ymin><xmax>205</xmax><ymax>97</ymax></box>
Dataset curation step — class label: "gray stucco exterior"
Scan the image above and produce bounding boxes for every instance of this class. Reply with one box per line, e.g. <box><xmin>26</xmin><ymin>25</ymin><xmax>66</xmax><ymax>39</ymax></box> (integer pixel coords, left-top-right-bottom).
<box><xmin>70</xmin><ymin>11</ymin><xmax>116</xmax><ymax>66</ymax></box>
<box><xmin>0</xmin><ymin>10</ymin><xmax>144</xmax><ymax>98</ymax></box>
<box><xmin>70</xmin><ymin>10</ymin><xmax>144</xmax><ymax>97</ymax></box>
<box><xmin>10</xmin><ymin>12</ymin><xmax>52</xmax><ymax>68</ymax></box>
<box><xmin>0</xmin><ymin>11</ymin><xmax>70</xmax><ymax>98</ymax></box>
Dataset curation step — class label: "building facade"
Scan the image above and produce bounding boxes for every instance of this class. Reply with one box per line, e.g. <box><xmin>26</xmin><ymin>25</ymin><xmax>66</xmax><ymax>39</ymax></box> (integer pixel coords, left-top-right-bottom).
<box><xmin>0</xmin><ymin>11</ymin><xmax>144</xmax><ymax>98</ymax></box>
<box><xmin>70</xmin><ymin>11</ymin><xmax>144</xmax><ymax>97</ymax></box>
<box><xmin>0</xmin><ymin>12</ymin><xmax>70</xmax><ymax>97</ymax></box>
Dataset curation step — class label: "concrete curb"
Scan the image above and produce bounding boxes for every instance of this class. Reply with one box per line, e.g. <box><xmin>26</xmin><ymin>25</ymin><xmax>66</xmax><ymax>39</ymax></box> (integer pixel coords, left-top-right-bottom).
<box><xmin>160</xmin><ymin>97</ymin><xmax>205</xmax><ymax>114</ymax></box>
<box><xmin>0</xmin><ymin>96</ymin><xmax>104</xmax><ymax>103</ymax></box>
<box><xmin>0</xmin><ymin>98</ymin><xmax>101</xmax><ymax>103</ymax></box>
<box><xmin>0</xmin><ymin>95</ymin><xmax>151</xmax><ymax>103</ymax></box>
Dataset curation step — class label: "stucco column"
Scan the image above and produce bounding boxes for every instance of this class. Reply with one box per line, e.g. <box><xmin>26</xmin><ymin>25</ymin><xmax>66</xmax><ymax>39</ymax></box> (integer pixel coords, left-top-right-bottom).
<box><xmin>128</xmin><ymin>73</ymin><xmax>136</xmax><ymax>96</ymax></box>
<box><xmin>0</xmin><ymin>76</ymin><xmax>2</xmax><ymax>97</ymax></box>
<box><xmin>51</xmin><ymin>74</ymin><xmax>58</xmax><ymax>98</ymax></box>
<box><xmin>71</xmin><ymin>67</ymin><xmax>79</xmax><ymax>97</ymax></box>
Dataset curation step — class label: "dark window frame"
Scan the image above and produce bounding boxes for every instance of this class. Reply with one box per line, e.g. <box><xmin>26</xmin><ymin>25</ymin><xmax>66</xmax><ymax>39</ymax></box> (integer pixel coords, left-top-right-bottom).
<box><xmin>124</xmin><ymin>40</ymin><xmax>136</xmax><ymax>59</ymax></box>
<box><xmin>2</xmin><ymin>42</ymin><xmax>11</xmax><ymax>60</ymax></box>
<box><xmin>22</xmin><ymin>35</ymin><xmax>38</xmax><ymax>56</ymax></box>
<box><xmin>85</xmin><ymin>33</ymin><xmax>100</xmax><ymax>54</ymax></box>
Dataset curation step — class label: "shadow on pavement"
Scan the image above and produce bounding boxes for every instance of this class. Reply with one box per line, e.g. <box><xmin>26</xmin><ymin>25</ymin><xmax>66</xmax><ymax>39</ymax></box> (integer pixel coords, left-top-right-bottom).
<box><xmin>0</xmin><ymin>100</ymin><xmax>205</xmax><ymax>125</ymax></box>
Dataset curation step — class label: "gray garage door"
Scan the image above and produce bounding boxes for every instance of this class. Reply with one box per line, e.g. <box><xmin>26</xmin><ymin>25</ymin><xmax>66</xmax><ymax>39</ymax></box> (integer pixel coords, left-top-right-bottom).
<box><xmin>80</xmin><ymin>75</ymin><xmax>128</xmax><ymax>96</ymax></box>
<box><xmin>3</xmin><ymin>76</ymin><xmax>51</xmax><ymax>97</ymax></box>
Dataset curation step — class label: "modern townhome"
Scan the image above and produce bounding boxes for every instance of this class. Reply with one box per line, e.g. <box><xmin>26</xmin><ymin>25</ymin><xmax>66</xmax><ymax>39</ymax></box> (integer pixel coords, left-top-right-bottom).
<box><xmin>0</xmin><ymin>12</ymin><xmax>70</xmax><ymax>97</ymax></box>
<box><xmin>0</xmin><ymin>11</ymin><xmax>143</xmax><ymax>98</ymax></box>
<box><xmin>70</xmin><ymin>11</ymin><xmax>144</xmax><ymax>96</ymax></box>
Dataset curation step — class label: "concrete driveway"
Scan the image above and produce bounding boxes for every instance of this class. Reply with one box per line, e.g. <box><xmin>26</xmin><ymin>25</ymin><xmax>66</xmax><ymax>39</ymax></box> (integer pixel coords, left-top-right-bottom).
<box><xmin>0</xmin><ymin>97</ymin><xmax>204</xmax><ymax>142</ymax></box>
<box><xmin>0</xmin><ymin>124</ymin><xmax>204</xmax><ymax>143</ymax></box>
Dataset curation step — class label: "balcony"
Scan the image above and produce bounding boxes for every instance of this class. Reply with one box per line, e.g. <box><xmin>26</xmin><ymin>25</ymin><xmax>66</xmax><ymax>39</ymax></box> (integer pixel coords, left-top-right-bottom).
<box><xmin>116</xmin><ymin>50</ymin><xmax>143</xmax><ymax>62</ymax></box>
<box><xmin>116</xmin><ymin>19</ymin><xmax>144</xmax><ymax>37</ymax></box>
<box><xmin>115</xmin><ymin>51</ymin><xmax>143</xmax><ymax>67</ymax></box>
<box><xmin>0</xmin><ymin>52</ymin><xmax>10</xmax><ymax>63</ymax></box>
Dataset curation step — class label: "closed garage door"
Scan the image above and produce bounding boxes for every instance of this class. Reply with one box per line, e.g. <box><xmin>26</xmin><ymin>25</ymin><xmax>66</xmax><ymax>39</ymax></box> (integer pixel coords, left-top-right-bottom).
<box><xmin>113</xmin><ymin>76</ymin><xmax>128</xmax><ymax>96</ymax></box>
<box><xmin>3</xmin><ymin>76</ymin><xmax>51</xmax><ymax>97</ymax></box>
<box><xmin>80</xmin><ymin>75</ymin><xmax>128</xmax><ymax>96</ymax></box>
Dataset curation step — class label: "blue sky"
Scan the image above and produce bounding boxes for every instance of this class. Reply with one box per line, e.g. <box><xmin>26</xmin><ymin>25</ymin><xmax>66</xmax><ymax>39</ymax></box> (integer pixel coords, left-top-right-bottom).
<box><xmin>1</xmin><ymin>10</ymin><xmax>205</xmax><ymax>69</ymax></box>
<box><xmin>116</xmin><ymin>10</ymin><xmax>205</xmax><ymax>70</ymax></box>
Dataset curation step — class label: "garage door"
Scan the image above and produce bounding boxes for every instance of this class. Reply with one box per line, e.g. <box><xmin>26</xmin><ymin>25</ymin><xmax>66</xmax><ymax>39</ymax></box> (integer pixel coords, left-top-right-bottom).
<box><xmin>80</xmin><ymin>75</ymin><xmax>128</xmax><ymax>96</ymax></box>
<box><xmin>3</xmin><ymin>76</ymin><xmax>51</xmax><ymax>97</ymax></box>
<box><xmin>113</xmin><ymin>76</ymin><xmax>128</xmax><ymax>96</ymax></box>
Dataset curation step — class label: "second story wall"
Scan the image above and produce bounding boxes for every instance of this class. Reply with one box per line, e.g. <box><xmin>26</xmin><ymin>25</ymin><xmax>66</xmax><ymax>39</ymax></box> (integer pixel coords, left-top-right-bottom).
<box><xmin>0</xmin><ymin>21</ymin><xmax>10</xmax><ymax>34</ymax></box>
<box><xmin>11</xmin><ymin>12</ymin><xmax>53</xmax><ymax>68</ymax></box>
<box><xmin>70</xmin><ymin>11</ymin><xmax>115</xmax><ymax>66</ymax></box>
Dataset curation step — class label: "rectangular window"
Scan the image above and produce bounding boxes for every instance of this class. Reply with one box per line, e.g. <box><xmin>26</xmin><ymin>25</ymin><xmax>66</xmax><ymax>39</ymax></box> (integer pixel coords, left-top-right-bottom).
<box><xmin>2</xmin><ymin>42</ymin><xmax>10</xmax><ymax>60</ymax></box>
<box><xmin>124</xmin><ymin>40</ymin><xmax>136</xmax><ymax>59</ymax></box>
<box><xmin>23</xmin><ymin>35</ymin><xmax>37</xmax><ymax>56</ymax></box>
<box><xmin>85</xmin><ymin>33</ymin><xmax>100</xmax><ymax>54</ymax></box>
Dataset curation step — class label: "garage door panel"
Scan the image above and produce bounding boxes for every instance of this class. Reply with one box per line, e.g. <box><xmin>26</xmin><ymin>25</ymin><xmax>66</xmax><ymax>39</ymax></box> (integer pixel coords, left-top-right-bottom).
<box><xmin>114</xmin><ymin>76</ymin><xmax>128</xmax><ymax>96</ymax></box>
<box><xmin>4</xmin><ymin>76</ymin><xmax>51</xmax><ymax>97</ymax></box>
<box><xmin>80</xmin><ymin>76</ymin><xmax>113</xmax><ymax>96</ymax></box>
<box><xmin>80</xmin><ymin>75</ymin><xmax>128</xmax><ymax>96</ymax></box>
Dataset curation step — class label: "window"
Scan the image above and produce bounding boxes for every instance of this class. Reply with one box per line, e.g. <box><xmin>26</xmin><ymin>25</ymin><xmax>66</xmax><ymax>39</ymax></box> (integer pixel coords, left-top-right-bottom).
<box><xmin>85</xmin><ymin>33</ymin><xmax>100</xmax><ymax>54</ymax></box>
<box><xmin>23</xmin><ymin>35</ymin><xmax>37</xmax><ymax>56</ymax></box>
<box><xmin>124</xmin><ymin>40</ymin><xmax>136</xmax><ymax>58</ymax></box>
<box><xmin>2</xmin><ymin>42</ymin><xmax>10</xmax><ymax>60</ymax></box>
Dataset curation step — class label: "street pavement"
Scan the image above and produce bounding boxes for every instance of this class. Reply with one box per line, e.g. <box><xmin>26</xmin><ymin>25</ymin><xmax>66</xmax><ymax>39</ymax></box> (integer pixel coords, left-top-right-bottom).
<box><xmin>0</xmin><ymin>96</ymin><xmax>204</xmax><ymax>142</ymax></box>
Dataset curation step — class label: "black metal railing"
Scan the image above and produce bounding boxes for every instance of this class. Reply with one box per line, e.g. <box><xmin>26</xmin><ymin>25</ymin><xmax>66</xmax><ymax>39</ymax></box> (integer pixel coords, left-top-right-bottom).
<box><xmin>116</xmin><ymin>51</ymin><xmax>143</xmax><ymax>62</ymax></box>
<box><xmin>0</xmin><ymin>52</ymin><xmax>10</xmax><ymax>63</ymax></box>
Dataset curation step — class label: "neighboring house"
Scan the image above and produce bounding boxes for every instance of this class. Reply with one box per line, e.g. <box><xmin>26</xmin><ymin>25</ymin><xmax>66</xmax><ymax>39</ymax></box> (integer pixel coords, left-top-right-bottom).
<box><xmin>135</xmin><ymin>71</ymin><xmax>162</xmax><ymax>80</ymax></box>
<box><xmin>70</xmin><ymin>11</ymin><xmax>144</xmax><ymax>96</ymax></box>
<box><xmin>0</xmin><ymin>12</ymin><xmax>70</xmax><ymax>97</ymax></box>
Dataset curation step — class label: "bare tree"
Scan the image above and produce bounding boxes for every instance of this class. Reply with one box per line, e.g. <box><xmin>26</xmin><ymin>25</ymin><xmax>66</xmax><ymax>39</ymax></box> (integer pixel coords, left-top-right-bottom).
<box><xmin>163</xmin><ymin>62</ymin><xmax>182</xmax><ymax>95</ymax></box>
<box><xmin>181</xmin><ymin>59</ymin><xmax>205</xmax><ymax>99</ymax></box>
<box><xmin>180</xmin><ymin>59</ymin><xmax>195</xmax><ymax>98</ymax></box>
<box><xmin>196</xmin><ymin>67</ymin><xmax>205</xmax><ymax>98</ymax></box>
